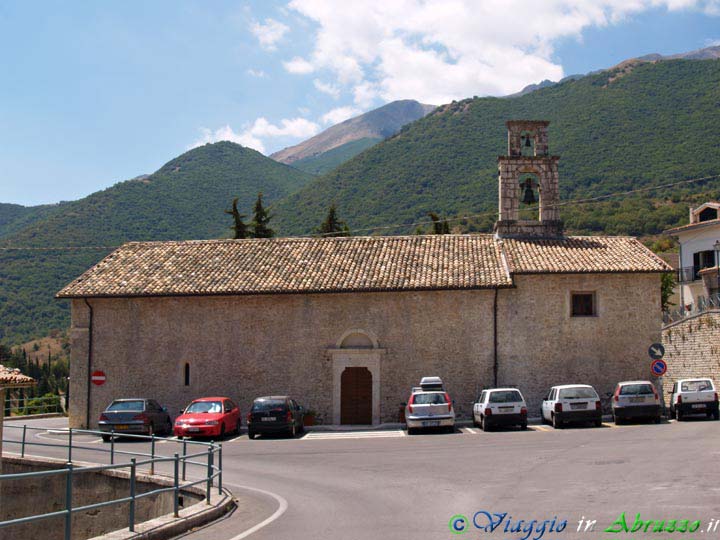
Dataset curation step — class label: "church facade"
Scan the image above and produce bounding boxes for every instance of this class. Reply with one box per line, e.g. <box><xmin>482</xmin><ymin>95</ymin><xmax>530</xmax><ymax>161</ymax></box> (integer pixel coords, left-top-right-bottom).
<box><xmin>59</xmin><ymin>121</ymin><xmax>670</xmax><ymax>428</ymax></box>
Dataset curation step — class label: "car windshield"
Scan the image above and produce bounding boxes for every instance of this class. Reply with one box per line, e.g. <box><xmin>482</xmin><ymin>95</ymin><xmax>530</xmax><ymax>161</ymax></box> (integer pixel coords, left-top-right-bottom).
<box><xmin>559</xmin><ymin>387</ymin><xmax>597</xmax><ymax>399</ymax></box>
<box><xmin>107</xmin><ymin>400</ymin><xmax>144</xmax><ymax>411</ymax></box>
<box><xmin>252</xmin><ymin>400</ymin><xmax>286</xmax><ymax>412</ymax></box>
<box><xmin>413</xmin><ymin>393</ymin><xmax>447</xmax><ymax>405</ymax></box>
<box><xmin>619</xmin><ymin>384</ymin><xmax>654</xmax><ymax>395</ymax></box>
<box><xmin>489</xmin><ymin>391</ymin><xmax>522</xmax><ymax>403</ymax></box>
<box><xmin>185</xmin><ymin>401</ymin><xmax>222</xmax><ymax>414</ymax></box>
<box><xmin>681</xmin><ymin>380</ymin><xmax>714</xmax><ymax>392</ymax></box>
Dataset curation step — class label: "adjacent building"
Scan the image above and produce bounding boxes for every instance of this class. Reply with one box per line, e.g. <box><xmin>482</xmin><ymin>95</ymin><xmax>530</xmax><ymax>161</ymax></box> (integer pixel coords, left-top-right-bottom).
<box><xmin>58</xmin><ymin>121</ymin><xmax>670</xmax><ymax>428</ymax></box>
<box><xmin>665</xmin><ymin>202</ymin><xmax>720</xmax><ymax>311</ymax></box>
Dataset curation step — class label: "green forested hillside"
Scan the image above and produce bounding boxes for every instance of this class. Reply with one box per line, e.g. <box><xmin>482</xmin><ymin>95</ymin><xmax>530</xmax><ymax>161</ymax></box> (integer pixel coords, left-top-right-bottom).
<box><xmin>274</xmin><ymin>59</ymin><xmax>720</xmax><ymax>236</ymax></box>
<box><xmin>0</xmin><ymin>202</ymin><xmax>68</xmax><ymax>239</ymax></box>
<box><xmin>0</xmin><ymin>142</ymin><xmax>314</xmax><ymax>343</ymax></box>
<box><xmin>291</xmin><ymin>137</ymin><xmax>382</xmax><ymax>175</ymax></box>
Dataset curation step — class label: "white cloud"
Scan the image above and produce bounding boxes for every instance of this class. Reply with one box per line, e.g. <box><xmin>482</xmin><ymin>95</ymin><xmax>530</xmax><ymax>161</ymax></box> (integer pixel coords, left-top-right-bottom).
<box><xmin>321</xmin><ymin>106</ymin><xmax>361</xmax><ymax>125</ymax></box>
<box><xmin>190</xmin><ymin>117</ymin><xmax>321</xmax><ymax>154</ymax></box>
<box><xmin>285</xmin><ymin>0</ymin><xmax>720</xmax><ymax>103</ymax></box>
<box><xmin>313</xmin><ymin>79</ymin><xmax>341</xmax><ymax>98</ymax></box>
<box><xmin>247</xmin><ymin>68</ymin><xmax>267</xmax><ymax>78</ymax></box>
<box><xmin>250</xmin><ymin>18</ymin><xmax>289</xmax><ymax>51</ymax></box>
<box><xmin>283</xmin><ymin>56</ymin><xmax>315</xmax><ymax>74</ymax></box>
<box><xmin>705</xmin><ymin>37</ymin><xmax>720</xmax><ymax>46</ymax></box>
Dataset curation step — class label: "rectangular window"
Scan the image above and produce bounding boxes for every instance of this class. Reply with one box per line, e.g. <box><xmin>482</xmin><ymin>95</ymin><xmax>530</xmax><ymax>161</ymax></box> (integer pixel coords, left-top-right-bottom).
<box><xmin>571</xmin><ymin>292</ymin><xmax>596</xmax><ymax>317</ymax></box>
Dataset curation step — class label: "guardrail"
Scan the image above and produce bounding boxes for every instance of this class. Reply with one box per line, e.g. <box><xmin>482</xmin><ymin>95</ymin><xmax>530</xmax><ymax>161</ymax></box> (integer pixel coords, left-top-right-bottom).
<box><xmin>0</xmin><ymin>425</ymin><xmax>223</xmax><ymax>540</ymax></box>
<box><xmin>663</xmin><ymin>292</ymin><xmax>720</xmax><ymax>325</ymax></box>
<box><xmin>4</xmin><ymin>395</ymin><xmax>64</xmax><ymax>417</ymax></box>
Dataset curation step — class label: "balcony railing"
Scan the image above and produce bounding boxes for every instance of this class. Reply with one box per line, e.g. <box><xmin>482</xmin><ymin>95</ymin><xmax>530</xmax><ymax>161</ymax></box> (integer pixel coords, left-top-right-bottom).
<box><xmin>676</xmin><ymin>266</ymin><xmax>698</xmax><ymax>283</ymax></box>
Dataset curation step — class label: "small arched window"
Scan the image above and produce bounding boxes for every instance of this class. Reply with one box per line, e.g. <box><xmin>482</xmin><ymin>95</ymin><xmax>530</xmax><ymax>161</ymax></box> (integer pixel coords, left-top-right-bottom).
<box><xmin>184</xmin><ymin>363</ymin><xmax>190</xmax><ymax>386</ymax></box>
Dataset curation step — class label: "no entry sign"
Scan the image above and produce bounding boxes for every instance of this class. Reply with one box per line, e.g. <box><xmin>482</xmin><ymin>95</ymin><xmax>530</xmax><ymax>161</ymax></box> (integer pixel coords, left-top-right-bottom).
<box><xmin>91</xmin><ymin>370</ymin><xmax>106</xmax><ymax>386</ymax></box>
<box><xmin>651</xmin><ymin>359</ymin><xmax>667</xmax><ymax>377</ymax></box>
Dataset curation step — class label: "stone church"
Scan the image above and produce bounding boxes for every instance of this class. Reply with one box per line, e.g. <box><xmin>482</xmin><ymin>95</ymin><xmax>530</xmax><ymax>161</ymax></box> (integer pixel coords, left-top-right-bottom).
<box><xmin>58</xmin><ymin>121</ymin><xmax>670</xmax><ymax>428</ymax></box>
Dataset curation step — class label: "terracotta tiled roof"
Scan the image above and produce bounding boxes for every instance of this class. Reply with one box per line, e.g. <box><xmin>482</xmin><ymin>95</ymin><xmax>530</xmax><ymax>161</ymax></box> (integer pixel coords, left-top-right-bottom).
<box><xmin>56</xmin><ymin>234</ymin><xmax>671</xmax><ymax>299</ymax></box>
<box><xmin>665</xmin><ymin>218</ymin><xmax>720</xmax><ymax>234</ymax></box>
<box><xmin>57</xmin><ymin>235</ymin><xmax>512</xmax><ymax>298</ymax></box>
<box><xmin>0</xmin><ymin>365</ymin><xmax>35</xmax><ymax>387</ymax></box>
<box><xmin>501</xmin><ymin>236</ymin><xmax>671</xmax><ymax>274</ymax></box>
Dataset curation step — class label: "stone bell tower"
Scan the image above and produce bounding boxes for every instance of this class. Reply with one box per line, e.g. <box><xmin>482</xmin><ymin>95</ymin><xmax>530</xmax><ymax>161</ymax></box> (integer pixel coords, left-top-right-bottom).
<box><xmin>494</xmin><ymin>120</ymin><xmax>564</xmax><ymax>238</ymax></box>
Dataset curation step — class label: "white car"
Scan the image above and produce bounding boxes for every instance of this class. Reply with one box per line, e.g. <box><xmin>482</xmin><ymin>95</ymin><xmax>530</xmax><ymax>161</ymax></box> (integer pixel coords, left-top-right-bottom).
<box><xmin>611</xmin><ymin>380</ymin><xmax>661</xmax><ymax>424</ymax></box>
<box><xmin>405</xmin><ymin>388</ymin><xmax>455</xmax><ymax>434</ymax></box>
<box><xmin>669</xmin><ymin>378</ymin><xmax>719</xmax><ymax>421</ymax></box>
<box><xmin>473</xmin><ymin>388</ymin><xmax>528</xmax><ymax>431</ymax></box>
<box><xmin>541</xmin><ymin>384</ymin><xmax>602</xmax><ymax>429</ymax></box>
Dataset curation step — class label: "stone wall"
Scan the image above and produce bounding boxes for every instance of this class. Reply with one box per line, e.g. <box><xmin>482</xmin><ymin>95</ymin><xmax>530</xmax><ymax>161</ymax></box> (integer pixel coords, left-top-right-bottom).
<box><xmin>0</xmin><ymin>455</ymin><xmax>202</xmax><ymax>540</ymax></box>
<box><xmin>68</xmin><ymin>273</ymin><xmax>663</xmax><ymax>427</ymax></box>
<box><xmin>661</xmin><ymin>311</ymin><xmax>720</xmax><ymax>402</ymax></box>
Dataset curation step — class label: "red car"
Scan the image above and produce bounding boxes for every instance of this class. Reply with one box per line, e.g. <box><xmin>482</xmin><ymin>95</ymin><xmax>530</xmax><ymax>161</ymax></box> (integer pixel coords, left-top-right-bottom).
<box><xmin>174</xmin><ymin>397</ymin><xmax>241</xmax><ymax>439</ymax></box>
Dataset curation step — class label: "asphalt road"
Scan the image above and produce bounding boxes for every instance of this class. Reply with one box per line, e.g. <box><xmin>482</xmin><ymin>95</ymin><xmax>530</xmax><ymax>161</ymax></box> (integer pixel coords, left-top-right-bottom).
<box><xmin>4</xmin><ymin>417</ymin><xmax>720</xmax><ymax>540</ymax></box>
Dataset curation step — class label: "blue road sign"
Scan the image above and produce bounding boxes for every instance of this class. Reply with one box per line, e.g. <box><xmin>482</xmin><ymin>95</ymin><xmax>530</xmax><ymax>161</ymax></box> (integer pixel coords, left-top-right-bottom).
<box><xmin>648</xmin><ymin>343</ymin><xmax>665</xmax><ymax>360</ymax></box>
<box><xmin>651</xmin><ymin>359</ymin><xmax>667</xmax><ymax>377</ymax></box>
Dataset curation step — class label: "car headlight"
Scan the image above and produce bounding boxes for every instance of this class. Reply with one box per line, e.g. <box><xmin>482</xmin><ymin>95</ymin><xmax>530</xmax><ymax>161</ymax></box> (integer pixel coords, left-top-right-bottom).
<box><xmin>205</xmin><ymin>420</ymin><xmax>219</xmax><ymax>425</ymax></box>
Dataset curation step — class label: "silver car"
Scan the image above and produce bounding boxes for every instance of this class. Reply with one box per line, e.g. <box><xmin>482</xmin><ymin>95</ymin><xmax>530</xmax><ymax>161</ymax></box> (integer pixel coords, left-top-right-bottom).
<box><xmin>611</xmin><ymin>381</ymin><xmax>661</xmax><ymax>424</ymax></box>
<box><xmin>405</xmin><ymin>389</ymin><xmax>455</xmax><ymax>434</ymax></box>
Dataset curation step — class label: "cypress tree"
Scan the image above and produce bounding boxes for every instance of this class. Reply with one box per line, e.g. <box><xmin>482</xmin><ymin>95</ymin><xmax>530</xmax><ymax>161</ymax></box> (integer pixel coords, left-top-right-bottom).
<box><xmin>428</xmin><ymin>212</ymin><xmax>450</xmax><ymax>234</ymax></box>
<box><xmin>251</xmin><ymin>193</ymin><xmax>275</xmax><ymax>238</ymax></box>
<box><xmin>224</xmin><ymin>197</ymin><xmax>249</xmax><ymax>239</ymax></box>
<box><xmin>316</xmin><ymin>204</ymin><xmax>350</xmax><ymax>237</ymax></box>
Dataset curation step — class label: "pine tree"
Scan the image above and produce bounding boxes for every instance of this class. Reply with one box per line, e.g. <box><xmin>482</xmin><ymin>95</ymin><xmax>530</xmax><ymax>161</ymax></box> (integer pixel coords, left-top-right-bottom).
<box><xmin>428</xmin><ymin>212</ymin><xmax>450</xmax><ymax>234</ymax></box>
<box><xmin>251</xmin><ymin>193</ymin><xmax>275</xmax><ymax>238</ymax></box>
<box><xmin>224</xmin><ymin>197</ymin><xmax>249</xmax><ymax>239</ymax></box>
<box><xmin>316</xmin><ymin>204</ymin><xmax>350</xmax><ymax>237</ymax></box>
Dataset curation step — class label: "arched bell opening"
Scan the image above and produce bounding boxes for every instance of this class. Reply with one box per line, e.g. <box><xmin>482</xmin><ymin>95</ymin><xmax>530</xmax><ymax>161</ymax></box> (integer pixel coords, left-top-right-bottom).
<box><xmin>518</xmin><ymin>172</ymin><xmax>540</xmax><ymax>220</ymax></box>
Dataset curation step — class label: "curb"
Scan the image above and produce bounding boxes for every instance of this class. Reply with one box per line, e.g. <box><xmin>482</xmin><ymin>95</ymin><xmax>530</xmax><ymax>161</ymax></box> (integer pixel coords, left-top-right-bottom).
<box><xmin>4</xmin><ymin>413</ymin><xmax>65</xmax><ymax>421</ymax></box>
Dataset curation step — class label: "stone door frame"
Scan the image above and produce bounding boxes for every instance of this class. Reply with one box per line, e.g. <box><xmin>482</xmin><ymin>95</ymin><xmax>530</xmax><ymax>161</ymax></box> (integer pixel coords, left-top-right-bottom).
<box><xmin>328</xmin><ymin>329</ymin><xmax>385</xmax><ymax>425</ymax></box>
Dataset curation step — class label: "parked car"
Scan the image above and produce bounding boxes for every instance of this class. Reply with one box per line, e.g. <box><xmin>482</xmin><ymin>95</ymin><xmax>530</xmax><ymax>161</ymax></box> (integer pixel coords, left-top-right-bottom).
<box><xmin>669</xmin><ymin>378</ymin><xmax>719</xmax><ymax>421</ymax></box>
<box><xmin>98</xmin><ymin>398</ymin><xmax>172</xmax><ymax>441</ymax></box>
<box><xmin>174</xmin><ymin>397</ymin><xmax>241</xmax><ymax>439</ymax></box>
<box><xmin>247</xmin><ymin>396</ymin><xmax>305</xmax><ymax>439</ymax></box>
<box><xmin>611</xmin><ymin>381</ymin><xmax>661</xmax><ymax>424</ymax></box>
<box><xmin>541</xmin><ymin>384</ymin><xmax>602</xmax><ymax>429</ymax></box>
<box><xmin>405</xmin><ymin>380</ymin><xmax>455</xmax><ymax>434</ymax></box>
<box><xmin>473</xmin><ymin>388</ymin><xmax>528</xmax><ymax>431</ymax></box>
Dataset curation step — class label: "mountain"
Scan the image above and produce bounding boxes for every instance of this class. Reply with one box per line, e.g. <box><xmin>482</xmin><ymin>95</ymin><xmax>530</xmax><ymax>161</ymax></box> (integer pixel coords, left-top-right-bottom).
<box><xmin>273</xmin><ymin>58</ymin><xmax>720</xmax><ymax>237</ymax></box>
<box><xmin>0</xmin><ymin>142</ymin><xmax>314</xmax><ymax>343</ymax></box>
<box><xmin>0</xmin><ymin>202</ymin><xmax>68</xmax><ymax>239</ymax></box>
<box><xmin>288</xmin><ymin>138</ymin><xmax>381</xmax><ymax>175</ymax></box>
<box><xmin>270</xmin><ymin>100</ymin><xmax>436</xmax><ymax>167</ymax></box>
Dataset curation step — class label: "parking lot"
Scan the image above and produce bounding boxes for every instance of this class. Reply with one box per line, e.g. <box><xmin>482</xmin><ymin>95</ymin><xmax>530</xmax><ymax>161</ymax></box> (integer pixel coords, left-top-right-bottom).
<box><xmin>5</xmin><ymin>415</ymin><xmax>720</xmax><ymax>540</ymax></box>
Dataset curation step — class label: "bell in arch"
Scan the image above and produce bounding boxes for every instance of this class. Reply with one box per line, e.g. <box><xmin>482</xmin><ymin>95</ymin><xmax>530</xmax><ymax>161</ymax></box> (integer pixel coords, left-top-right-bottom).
<box><xmin>524</xmin><ymin>134</ymin><xmax>533</xmax><ymax>148</ymax></box>
<box><xmin>521</xmin><ymin>178</ymin><xmax>536</xmax><ymax>205</ymax></box>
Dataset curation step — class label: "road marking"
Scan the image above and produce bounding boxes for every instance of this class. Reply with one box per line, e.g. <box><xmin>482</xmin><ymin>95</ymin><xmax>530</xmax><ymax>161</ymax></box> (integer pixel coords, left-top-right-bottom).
<box><xmin>602</xmin><ymin>422</ymin><xmax>618</xmax><ymax>428</ymax></box>
<box><xmin>531</xmin><ymin>425</ymin><xmax>551</xmax><ymax>432</ymax></box>
<box><xmin>463</xmin><ymin>427</ymin><xmax>478</xmax><ymax>434</ymax></box>
<box><xmin>303</xmin><ymin>430</ymin><xmax>406</xmax><ymax>440</ymax></box>
<box><xmin>226</xmin><ymin>484</ymin><xmax>288</xmax><ymax>540</ymax></box>
<box><xmin>225</xmin><ymin>435</ymin><xmax>244</xmax><ymax>443</ymax></box>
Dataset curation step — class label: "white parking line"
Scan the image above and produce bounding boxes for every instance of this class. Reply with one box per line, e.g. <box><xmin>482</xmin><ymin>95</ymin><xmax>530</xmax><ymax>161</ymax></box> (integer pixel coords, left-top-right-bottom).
<box><xmin>303</xmin><ymin>430</ymin><xmax>406</xmax><ymax>440</ymax></box>
<box><xmin>225</xmin><ymin>435</ymin><xmax>245</xmax><ymax>443</ymax></box>
<box><xmin>463</xmin><ymin>427</ymin><xmax>479</xmax><ymax>434</ymax></box>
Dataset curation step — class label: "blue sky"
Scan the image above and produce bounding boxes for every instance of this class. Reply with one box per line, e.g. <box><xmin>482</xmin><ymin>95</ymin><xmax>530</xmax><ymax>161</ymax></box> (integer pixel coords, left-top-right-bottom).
<box><xmin>1</xmin><ymin>0</ymin><xmax>719</xmax><ymax>206</ymax></box>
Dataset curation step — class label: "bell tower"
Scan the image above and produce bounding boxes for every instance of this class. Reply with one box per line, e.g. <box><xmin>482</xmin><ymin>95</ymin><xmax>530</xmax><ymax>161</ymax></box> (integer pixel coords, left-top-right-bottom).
<box><xmin>494</xmin><ymin>120</ymin><xmax>563</xmax><ymax>238</ymax></box>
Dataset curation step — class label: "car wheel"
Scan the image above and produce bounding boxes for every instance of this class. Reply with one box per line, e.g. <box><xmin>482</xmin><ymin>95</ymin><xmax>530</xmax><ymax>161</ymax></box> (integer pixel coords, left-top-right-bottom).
<box><xmin>248</xmin><ymin>430</ymin><xmax>256</xmax><ymax>440</ymax></box>
<box><xmin>220</xmin><ymin>424</ymin><xmax>226</xmax><ymax>439</ymax></box>
<box><xmin>594</xmin><ymin>419</ymin><xmax>602</xmax><ymax>428</ymax></box>
<box><xmin>552</xmin><ymin>414</ymin><xmax>562</xmax><ymax>429</ymax></box>
<box><xmin>102</xmin><ymin>434</ymin><xmax>111</xmax><ymax>442</ymax></box>
<box><xmin>289</xmin><ymin>423</ymin><xmax>297</xmax><ymax>438</ymax></box>
<box><xmin>235</xmin><ymin>420</ymin><xmax>241</xmax><ymax>435</ymax></box>
<box><xmin>675</xmin><ymin>409</ymin><xmax>683</xmax><ymax>421</ymax></box>
<box><xmin>407</xmin><ymin>427</ymin><xmax>416</xmax><ymax>435</ymax></box>
<box><xmin>654</xmin><ymin>415</ymin><xmax>662</xmax><ymax>424</ymax></box>
<box><xmin>481</xmin><ymin>416</ymin><xmax>490</xmax><ymax>432</ymax></box>
<box><xmin>520</xmin><ymin>423</ymin><xmax>527</xmax><ymax>430</ymax></box>
<box><xmin>147</xmin><ymin>423</ymin><xmax>155</xmax><ymax>437</ymax></box>
<box><xmin>713</xmin><ymin>410</ymin><xmax>720</xmax><ymax>421</ymax></box>
<box><xmin>472</xmin><ymin>413</ymin><xmax>479</xmax><ymax>428</ymax></box>
<box><xmin>446</xmin><ymin>425</ymin><xmax>454</xmax><ymax>434</ymax></box>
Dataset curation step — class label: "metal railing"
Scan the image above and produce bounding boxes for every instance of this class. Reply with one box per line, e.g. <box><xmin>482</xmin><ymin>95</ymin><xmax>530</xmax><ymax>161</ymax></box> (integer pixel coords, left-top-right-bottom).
<box><xmin>0</xmin><ymin>425</ymin><xmax>223</xmax><ymax>540</ymax></box>
<box><xmin>663</xmin><ymin>292</ymin><xmax>720</xmax><ymax>325</ymax></box>
<box><xmin>4</xmin><ymin>395</ymin><xmax>64</xmax><ymax>417</ymax></box>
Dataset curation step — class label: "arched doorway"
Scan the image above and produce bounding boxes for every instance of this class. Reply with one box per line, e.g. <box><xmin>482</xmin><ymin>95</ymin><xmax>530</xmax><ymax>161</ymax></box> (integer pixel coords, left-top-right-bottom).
<box><xmin>340</xmin><ymin>367</ymin><xmax>372</xmax><ymax>424</ymax></box>
<box><xmin>329</xmin><ymin>329</ymin><xmax>385</xmax><ymax>425</ymax></box>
